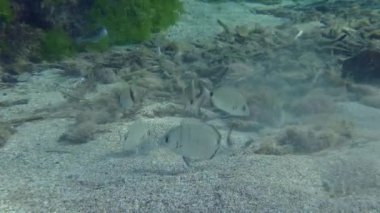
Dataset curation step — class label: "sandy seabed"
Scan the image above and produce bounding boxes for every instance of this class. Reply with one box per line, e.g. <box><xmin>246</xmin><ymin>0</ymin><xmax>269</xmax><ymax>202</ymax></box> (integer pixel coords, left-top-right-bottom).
<box><xmin>1</xmin><ymin>0</ymin><xmax>380</xmax><ymax>212</ymax></box>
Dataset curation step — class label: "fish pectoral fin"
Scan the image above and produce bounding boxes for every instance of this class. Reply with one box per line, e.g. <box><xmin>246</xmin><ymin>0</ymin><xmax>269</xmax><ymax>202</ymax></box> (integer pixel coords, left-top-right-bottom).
<box><xmin>183</xmin><ymin>156</ymin><xmax>192</xmax><ymax>167</ymax></box>
<box><xmin>226</xmin><ymin>124</ymin><xmax>235</xmax><ymax>148</ymax></box>
<box><xmin>209</xmin><ymin>147</ymin><xmax>219</xmax><ymax>160</ymax></box>
<box><xmin>242</xmin><ymin>139</ymin><xmax>255</xmax><ymax>150</ymax></box>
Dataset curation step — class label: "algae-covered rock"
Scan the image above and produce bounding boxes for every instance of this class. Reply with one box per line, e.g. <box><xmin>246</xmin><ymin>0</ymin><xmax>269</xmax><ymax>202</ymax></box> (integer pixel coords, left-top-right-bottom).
<box><xmin>1</xmin><ymin>0</ymin><xmax>183</xmax><ymax>67</ymax></box>
<box><xmin>87</xmin><ymin>0</ymin><xmax>183</xmax><ymax>44</ymax></box>
<box><xmin>342</xmin><ymin>50</ymin><xmax>380</xmax><ymax>84</ymax></box>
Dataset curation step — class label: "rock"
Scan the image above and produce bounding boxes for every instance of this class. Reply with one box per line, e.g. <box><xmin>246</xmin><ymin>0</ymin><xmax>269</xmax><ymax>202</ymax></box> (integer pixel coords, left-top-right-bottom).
<box><xmin>342</xmin><ymin>50</ymin><xmax>380</xmax><ymax>83</ymax></box>
<box><xmin>1</xmin><ymin>73</ymin><xmax>18</xmax><ymax>83</ymax></box>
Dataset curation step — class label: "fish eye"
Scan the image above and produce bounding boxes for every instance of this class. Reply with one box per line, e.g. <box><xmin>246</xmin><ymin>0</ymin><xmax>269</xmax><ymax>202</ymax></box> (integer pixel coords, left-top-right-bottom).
<box><xmin>242</xmin><ymin>105</ymin><xmax>247</xmax><ymax>111</ymax></box>
<box><xmin>165</xmin><ymin>135</ymin><xmax>169</xmax><ymax>143</ymax></box>
<box><xmin>210</xmin><ymin>92</ymin><xmax>214</xmax><ymax>97</ymax></box>
<box><xmin>190</xmin><ymin>99</ymin><xmax>194</xmax><ymax>105</ymax></box>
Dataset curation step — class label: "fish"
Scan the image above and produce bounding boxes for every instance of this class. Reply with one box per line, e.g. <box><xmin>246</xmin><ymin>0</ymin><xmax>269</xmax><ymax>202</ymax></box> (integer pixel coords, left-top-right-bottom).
<box><xmin>210</xmin><ymin>86</ymin><xmax>250</xmax><ymax>117</ymax></box>
<box><xmin>75</xmin><ymin>26</ymin><xmax>108</xmax><ymax>44</ymax></box>
<box><xmin>123</xmin><ymin>120</ymin><xmax>153</xmax><ymax>154</ymax></box>
<box><xmin>112</xmin><ymin>82</ymin><xmax>137</xmax><ymax>111</ymax></box>
<box><xmin>184</xmin><ymin>80</ymin><xmax>210</xmax><ymax>116</ymax></box>
<box><xmin>118</xmin><ymin>85</ymin><xmax>136</xmax><ymax>110</ymax></box>
<box><xmin>161</xmin><ymin>118</ymin><xmax>221</xmax><ymax>165</ymax></box>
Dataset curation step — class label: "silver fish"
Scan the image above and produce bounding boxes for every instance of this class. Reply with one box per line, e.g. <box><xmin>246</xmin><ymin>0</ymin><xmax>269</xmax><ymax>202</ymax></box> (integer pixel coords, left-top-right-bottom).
<box><xmin>118</xmin><ymin>86</ymin><xmax>135</xmax><ymax>110</ymax></box>
<box><xmin>184</xmin><ymin>80</ymin><xmax>210</xmax><ymax>116</ymax></box>
<box><xmin>123</xmin><ymin>120</ymin><xmax>153</xmax><ymax>154</ymax></box>
<box><xmin>161</xmin><ymin>118</ymin><xmax>221</xmax><ymax>165</ymax></box>
<box><xmin>75</xmin><ymin>26</ymin><xmax>108</xmax><ymax>44</ymax></box>
<box><xmin>113</xmin><ymin>83</ymin><xmax>136</xmax><ymax>111</ymax></box>
<box><xmin>211</xmin><ymin>86</ymin><xmax>250</xmax><ymax>117</ymax></box>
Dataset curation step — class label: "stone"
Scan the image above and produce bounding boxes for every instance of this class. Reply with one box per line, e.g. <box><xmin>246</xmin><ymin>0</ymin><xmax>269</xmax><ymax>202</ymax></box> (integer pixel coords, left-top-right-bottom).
<box><xmin>342</xmin><ymin>50</ymin><xmax>380</xmax><ymax>83</ymax></box>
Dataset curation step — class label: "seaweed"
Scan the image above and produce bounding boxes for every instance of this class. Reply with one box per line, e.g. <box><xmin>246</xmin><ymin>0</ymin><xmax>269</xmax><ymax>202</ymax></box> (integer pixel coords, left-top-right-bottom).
<box><xmin>1</xmin><ymin>0</ymin><xmax>183</xmax><ymax>63</ymax></box>
<box><xmin>41</xmin><ymin>0</ymin><xmax>70</xmax><ymax>6</ymax></box>
<box><xmin>202</xmin><ymin>0</ymin><xmax>282</xmax><ymax>4</ymax></box>
<box><xmin>254</xmin><ymin>122</ymin><xmax>354</xmax><ymax>155</ymax></box>
<box><xmin>87</xmin><ymin>0</ymin><xmax>183</xmax><ymax>45</ymax></box>
<box><xmin>59</xmin><ymin>121</ymin><xmax>97</xmax><ymax>144</ymax></box>
<box><xmin>39</xmin><ymin>27</ymin><xmax>76</xmax><ymax>61</ymax></box>
<box><xmin>0</xmin><ymin>0</ymin><xmax>13</xmax><ymax>24</ymax></box>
